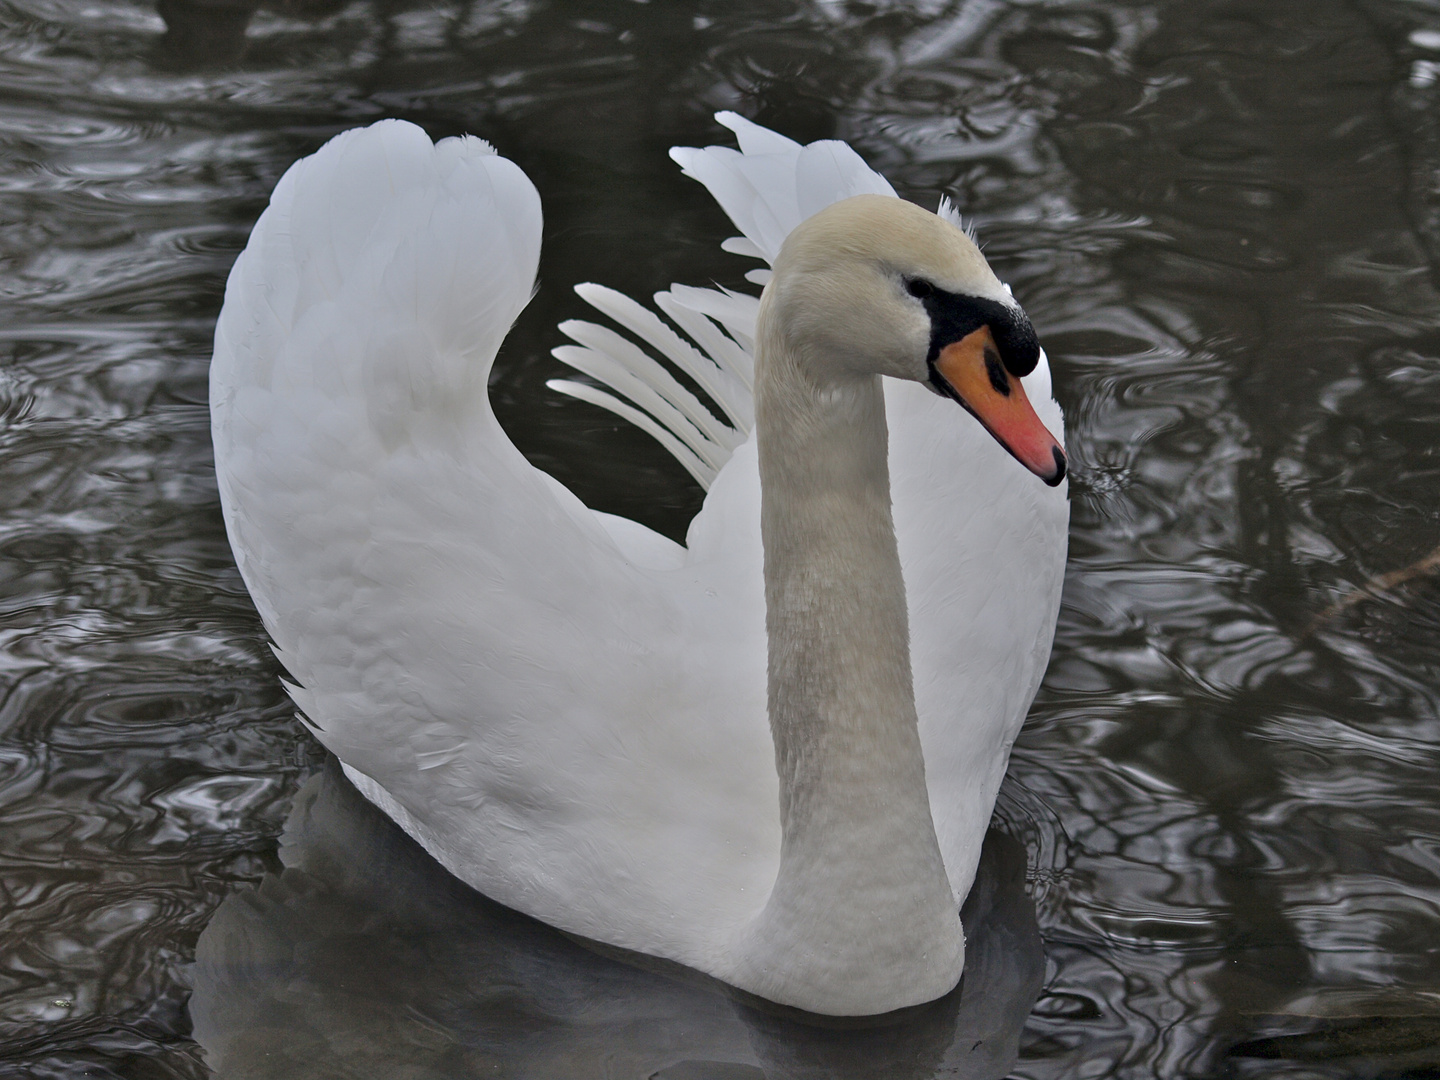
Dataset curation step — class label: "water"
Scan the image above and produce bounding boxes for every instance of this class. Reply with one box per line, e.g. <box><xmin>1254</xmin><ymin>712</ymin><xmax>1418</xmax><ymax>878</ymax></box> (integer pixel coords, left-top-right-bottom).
<box><xmin>2</xmin><ymin>1</ymin><xmax>1440</xmax><ymax>1076</ymax></box>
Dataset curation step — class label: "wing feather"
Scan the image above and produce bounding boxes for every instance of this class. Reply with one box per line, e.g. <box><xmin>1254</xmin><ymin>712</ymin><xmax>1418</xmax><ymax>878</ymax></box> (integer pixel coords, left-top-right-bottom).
<box><xmin>555</xmin><ymin>114</ymin><xmax>899</xmax><ymax>484</ymax></box>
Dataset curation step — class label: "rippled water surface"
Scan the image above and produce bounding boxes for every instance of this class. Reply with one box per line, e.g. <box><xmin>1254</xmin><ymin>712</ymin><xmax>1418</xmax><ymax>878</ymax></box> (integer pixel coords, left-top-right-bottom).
<box><xmin>5</xmin><ymin>0</ymin><xmax>1440</xmax><ymax>1076</ymax></box>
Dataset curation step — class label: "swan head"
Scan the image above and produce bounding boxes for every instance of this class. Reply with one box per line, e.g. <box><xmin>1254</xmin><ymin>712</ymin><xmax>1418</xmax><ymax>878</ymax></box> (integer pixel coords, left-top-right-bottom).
<box><xmin>763</xmin><ymin>194</ymin><xmax>1066</xmax><ymax>485</ymax></box>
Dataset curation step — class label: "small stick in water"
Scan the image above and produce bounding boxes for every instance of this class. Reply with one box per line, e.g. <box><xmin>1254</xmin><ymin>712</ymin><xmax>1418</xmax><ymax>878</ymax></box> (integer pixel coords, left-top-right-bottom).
<box><xmin>1306</xmin><ymin>542</ymin><xmax>1440</xmax><ymax>637</ymax></box>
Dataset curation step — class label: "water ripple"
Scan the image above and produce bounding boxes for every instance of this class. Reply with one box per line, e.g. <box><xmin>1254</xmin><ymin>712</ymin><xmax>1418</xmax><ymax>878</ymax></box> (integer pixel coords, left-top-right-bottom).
<box><xmin>2</xmin><ymin>0</ymin><xmax>1440</xmax><ymax>1076</ymax></box>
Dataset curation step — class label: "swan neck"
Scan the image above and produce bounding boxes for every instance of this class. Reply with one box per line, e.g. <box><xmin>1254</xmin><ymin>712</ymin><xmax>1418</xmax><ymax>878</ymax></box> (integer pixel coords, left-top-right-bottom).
<box><xmin>737</xmin><ymin>317</ymin><xmax>963</xmax><ymax>1014</ymax></box>
<box><xmin>758</xmin><ymin>362</ymin><xmax>921</xmax><ymax>838</ymax></box>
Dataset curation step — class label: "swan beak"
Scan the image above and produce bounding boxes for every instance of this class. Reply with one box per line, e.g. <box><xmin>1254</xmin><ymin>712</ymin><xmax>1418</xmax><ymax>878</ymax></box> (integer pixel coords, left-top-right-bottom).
<box><xmin>931</xmin><ymin>326</ymin><xmax>1067</xmax><ymax>486</ymax></box>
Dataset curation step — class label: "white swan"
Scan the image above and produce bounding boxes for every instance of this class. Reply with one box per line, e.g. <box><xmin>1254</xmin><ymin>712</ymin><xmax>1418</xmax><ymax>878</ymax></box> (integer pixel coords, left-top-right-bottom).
<box><xmin>209</xmin><ymin>114</ymin><xmax>1069</xmax><ymax>1017</ymax></box>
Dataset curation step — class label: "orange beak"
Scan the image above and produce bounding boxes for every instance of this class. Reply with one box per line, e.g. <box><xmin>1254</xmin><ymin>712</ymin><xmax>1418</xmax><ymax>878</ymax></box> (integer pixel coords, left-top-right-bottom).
<box><xmin>932</xmin><ymin>326</ymin><xmax>1066</xmax><ymax>486</ymax></box>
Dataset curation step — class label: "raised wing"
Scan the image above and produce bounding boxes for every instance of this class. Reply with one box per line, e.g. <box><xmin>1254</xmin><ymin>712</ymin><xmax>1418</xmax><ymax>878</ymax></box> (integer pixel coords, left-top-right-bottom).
<box><xmin>547</xmin><ymin>111</ymin><xmax>898</xmax><ymax>488</ymax></box>
<box><xmin>210</xmin><ymin>120</ymin><xmax>779</xmax><ymax>964</ymax></box>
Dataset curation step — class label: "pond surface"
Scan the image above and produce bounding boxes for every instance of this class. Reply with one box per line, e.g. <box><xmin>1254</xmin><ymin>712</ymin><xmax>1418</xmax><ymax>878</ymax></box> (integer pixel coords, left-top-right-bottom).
<box><xmin>3</xmin><ymin>0</ymin><xmax>1440</xmax><ymax>1076</ymax></box>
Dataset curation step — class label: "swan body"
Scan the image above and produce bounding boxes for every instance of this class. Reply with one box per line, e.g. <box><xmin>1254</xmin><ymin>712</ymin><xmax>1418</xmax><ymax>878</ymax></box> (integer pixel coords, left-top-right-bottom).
<box><xmin>210</xmin><ymin>115</ymin><xmax>1068</xmax><ymax>1016</ymax></box>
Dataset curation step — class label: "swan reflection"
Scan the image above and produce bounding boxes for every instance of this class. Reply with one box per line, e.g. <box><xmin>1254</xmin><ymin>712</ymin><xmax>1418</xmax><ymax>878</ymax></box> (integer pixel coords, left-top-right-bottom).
<box><xmin>190</xmin><ymin>762</ymin><xmax>1043</xmax><ymax>1079</ymax></box>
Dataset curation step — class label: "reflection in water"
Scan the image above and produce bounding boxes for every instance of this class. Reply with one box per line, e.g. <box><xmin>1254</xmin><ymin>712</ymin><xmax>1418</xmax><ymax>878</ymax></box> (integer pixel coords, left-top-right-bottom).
<box><xmin>4</xmin><ymin>0</ymin><xmax>1440</xmax><ymax>1075</ymax></box>
<box><xmin>190</xmin><ymin>763</ymin><xmax>1043</xmax><ymax>1080</ymax></box>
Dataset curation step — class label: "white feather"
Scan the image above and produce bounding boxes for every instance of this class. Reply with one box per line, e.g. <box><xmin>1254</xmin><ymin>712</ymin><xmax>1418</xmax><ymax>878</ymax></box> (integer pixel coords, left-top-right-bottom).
<box><xmin>560</xmin><ymin>118</ymin><xmax>902</xmax><ymax>483</ymax></box>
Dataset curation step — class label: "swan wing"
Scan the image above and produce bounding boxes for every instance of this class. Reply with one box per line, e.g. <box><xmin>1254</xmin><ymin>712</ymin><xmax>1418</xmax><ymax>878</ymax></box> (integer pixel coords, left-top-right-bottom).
<box><xmin>549</xmin><ymin>111</ymin><xmax>896</xmax><ymax>485</ymax></box>
<box><xmin>210</xmin><ymin>121</ymin><xmax>777</xmax><ymax>969</ymax></box>
<box><xmin>670</xmin><ymin>111</ymin><xmax>897</xmax><ymax>267</ymax></box>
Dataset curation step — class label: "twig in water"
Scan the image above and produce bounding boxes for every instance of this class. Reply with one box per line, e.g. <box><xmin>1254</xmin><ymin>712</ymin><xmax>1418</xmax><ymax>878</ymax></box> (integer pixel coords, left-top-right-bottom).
<box><xmin>1305</xmin><ymin>542</ymin><xmax>1440</xmax><ymax>637</ymax></box>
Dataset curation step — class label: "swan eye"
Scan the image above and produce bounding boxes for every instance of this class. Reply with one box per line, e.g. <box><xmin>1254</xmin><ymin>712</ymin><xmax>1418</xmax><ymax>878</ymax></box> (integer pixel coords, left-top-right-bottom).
<box><xmin>905</xmin><ymin>278</ymin><xmax>934</xmax><ymax>300</ymax></box>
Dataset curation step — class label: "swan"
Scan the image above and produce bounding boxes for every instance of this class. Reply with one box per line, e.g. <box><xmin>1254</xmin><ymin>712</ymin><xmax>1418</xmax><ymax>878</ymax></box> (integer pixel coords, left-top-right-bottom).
<box><xmin>209</xmin><ymin>113</ymin><xmax>1069</xmax><ymax>1017</ymax></box>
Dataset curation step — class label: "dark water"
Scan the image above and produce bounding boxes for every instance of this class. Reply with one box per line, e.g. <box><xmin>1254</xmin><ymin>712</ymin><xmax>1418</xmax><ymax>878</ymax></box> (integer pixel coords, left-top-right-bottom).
<box><xmin>3</xmin><ymin>1</ymin><xmax>1440</xmax><ymax>1076</ymax></box>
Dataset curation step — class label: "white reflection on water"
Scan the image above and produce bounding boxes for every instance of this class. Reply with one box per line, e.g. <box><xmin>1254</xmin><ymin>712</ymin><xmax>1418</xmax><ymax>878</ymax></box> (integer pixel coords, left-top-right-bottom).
<box><xmin>190</xmin><ymin>763</ymin><xmax>1044</xmax><ymax>1080</ymax></box>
